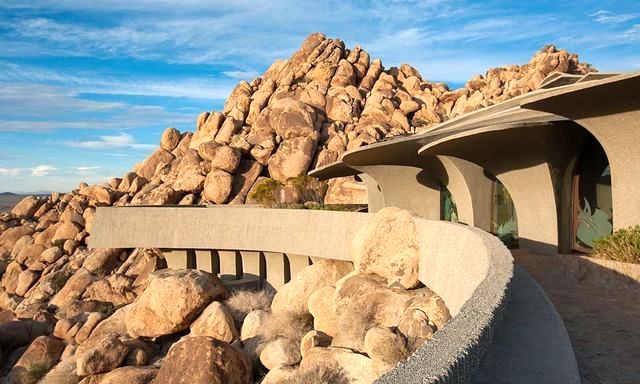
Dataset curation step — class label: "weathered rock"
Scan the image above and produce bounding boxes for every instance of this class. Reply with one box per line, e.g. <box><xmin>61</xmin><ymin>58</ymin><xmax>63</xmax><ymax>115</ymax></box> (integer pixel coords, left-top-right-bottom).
<box><xmin>271</xmin><ymin>259</ymin><xmax>353</xmax><ymax>314</ymax></box>
<box><xmin>151</xmin><ymin>336</ymin><xmax>251</xmax><ymax>384</ymax></box>
<box><xmin>138</xmin><ymin>148</ymin><xmax>175</xmax><ymax>180</ymax></box>
<box><xmin>76</xmin><ymin>333</ymin><xmax>129</xmax><ymax>376</ymax></box>
<box><xmin>198</xmin><ymin>143</ymin><xmax>241</xmax><ymax>173</ymax></box>
<box><xmin>5</xmin><ymin>335</ymin><xmax>65</xmax><ymax>384</ymax></box>
<box><xmin>202</xmin><ymin>169</ymin><xmax>233</xmax><ymax>204</ymax></box>
<box><xmin>11</xmin><ymin>196</ymin><xmax>42</xmax><ymax>219</ymax></box>
<box><xmin>160</xmin><ymin>127</ymin><xmax>181</xmax><ymax>151</ymax></box>
<box><xmin>228</xmin><ymin>160</ymin><xmax>262</xmax><ymax>204</ymax></box>
<box><xmin>125</xmin><ymin>269</ymin><xmax>226</xmax><ymax>338</ymax></box>
<box><xmin>363</xmin><ymin>326</ymin><xmax>408</xmax><ymax>367</ymax></box>
<box><xmin>351</xmin><ymin>207</ymin><xmax>420</xmax><ymax>289</ymax></box>
<box><xmin>15</xmin><ymin>269</ymin><xmax>40</xmax><ymax>296</ymax></box>
<box><xmin>268</xmin><ymin>136</ymin><xmax>316</xmax><ymax>183</ymax></box>
<box><xmin>189</xmin><ymin>301</ymin><xmax>238</xmax><ymax>342</ymax></box>
<box><xmin>52</xmin><ymin>222</ymin><xmax>82</xmax><ymax>244</ymax></box>
<box><xmin>83</xmin><ymin>248</ymin><xmax>123</xmax><ymax>277</ymax></box>
<box><xmin>99</xmin><ymin>366</ymin><xmax>158</xmax><ymax>384</ymax></box>
<box><xmin>307</xmin><ymin>286</ymin><xmax>338</xmax><ymax>336</ymax></box>
<box><xmin>300</xmin><ymin>330</ymin><xmax>332</xmax><ymax>357</ymax></box>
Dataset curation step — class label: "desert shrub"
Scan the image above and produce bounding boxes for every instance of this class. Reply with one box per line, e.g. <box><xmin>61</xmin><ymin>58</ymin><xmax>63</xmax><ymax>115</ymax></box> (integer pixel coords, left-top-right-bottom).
<box><xmin>26</xmin><ymin>362</ymin><xmax>50</xmax><ymax>383</ymax></box>
<box><xmin>248</xmin><ymin>179</ymin><xmax>283</xmax><ymax>206</ymax></box>
<box><xmin>224</xmin><ymin>288</ymin><xmax>275</xmax><ymax>328</ymax></box>
<box><xmin>52</xmin><ymin>239</ymin><xmax>66</xmax><ymax>249</ymax></box>
<box><xmin>39</xmin><ymin>358</ymin><xmax>79</xmax><ymax>384</ymax></box>
<box><xmin>274</xmin><ymin>203</ymin><xmax>367</xmax><ymax>212</ymax></box>
<box><xmin>287</xmin><ymin>176</ymin><xmax>328</xmax><ymax>204</ymax></box>
<box><xmin>593</xmin><ymin>225</ymin><xmax>640</xmax><ymax>264</ymax></box>
<box><xmin>283</xmin><ymin>363</ymin><xmax>350</xmax><ymax>384</ymax></box>
<box><xmin>50</xmin><ymin>270</ymin><xmax>73</xmax><ymax>292</ymax></box>
<box><xmin>258</xmin><ymin>310</ymin><xmax>314</xmax><ymax>351</ymax></box>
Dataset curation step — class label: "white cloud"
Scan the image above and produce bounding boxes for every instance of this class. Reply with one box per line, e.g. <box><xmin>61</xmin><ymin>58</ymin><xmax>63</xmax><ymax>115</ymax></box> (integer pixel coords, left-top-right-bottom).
<box><xmin>0</xmin><ymin>166</ymin><xmax>23</xmax><ymax>175</ymax></box>
<box><xmin>591</xmin><ymin>10</ymin><xmax>640</xmax><ymax>24</ymax></box>
<box><xmin>62</xmin><ymin>133</ymin><xmax>156</xmax><ymax>150</ymax></box>
<box><xmin>223</xmin><ymin>70</ymin><xmax>261</xmax><ymax>80</ymax></box>
<box><xmin>73</xmin><ymin>166</ymin><xmax>101</xmax><ymax>171</ymax></box>
<box><xmin>31</xmin><ymin>165</ymin><xmax>56</xmax><ymax>177</ymax></box>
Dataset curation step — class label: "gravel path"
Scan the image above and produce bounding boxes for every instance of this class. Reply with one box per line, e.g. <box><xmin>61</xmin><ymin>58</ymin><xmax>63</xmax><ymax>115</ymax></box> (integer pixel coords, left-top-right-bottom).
<box><xmin>515</xmin><ymin>253</ymin><xmax>640</xmax><ymax>384</ymax></box>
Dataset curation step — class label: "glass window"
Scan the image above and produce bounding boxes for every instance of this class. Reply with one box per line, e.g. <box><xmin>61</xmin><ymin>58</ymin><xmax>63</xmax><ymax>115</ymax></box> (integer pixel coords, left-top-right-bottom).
<box><xmin>490</xmin><ymin>180</ymin><xmax>518</xmax><ymax>248</ymax></box>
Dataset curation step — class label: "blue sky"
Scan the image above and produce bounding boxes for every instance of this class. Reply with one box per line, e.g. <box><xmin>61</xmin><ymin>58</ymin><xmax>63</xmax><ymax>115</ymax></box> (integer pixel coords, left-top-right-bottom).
<box><xmin>0</xmin><ymin>0</ymin><xmax>638</xmax><ymax>193</ymax></box>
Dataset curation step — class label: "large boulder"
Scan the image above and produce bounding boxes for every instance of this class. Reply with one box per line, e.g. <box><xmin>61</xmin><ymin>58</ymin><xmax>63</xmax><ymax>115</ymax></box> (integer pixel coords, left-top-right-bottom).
<box><xmin>76</xmin><ymin>332</ymin><xmax>129</xmax><ymax>376</ymax></box>
<box><xmin>138</xmin><ymin>148</ymin><xmax>175</xmax><ymax>180</ymax></box>
<box><xmin>259</xmin><ymin>337</ymin><xmax>301</xmax><ymax>370</ymax></box>
<box><xmin>202</xmin><ymin>169</ymin><xmax>233</xmax><ymax>204</ymax></box>
<box><xmin>11</xmin><ymin>196</ymin><xmax>42</xmax><ymax>219</ymax></box>
<box><xmin>160</xmin><ymin>127</ymin><xmax>181</xmax><ymax>151</ymax></box>
<box><xmin>351</xmin><ymin>207</ymin><xmax>421</xmax><ymax>289</ymax></box>
<box><xmin>271</xmin><ymin>259</ymin><xmax>353</xmax><ymax>314</ymax></box>
<box><xmin>260</xmin><ymin>98</ymin><xmax>316</xmax><ymax>140</ymax></box>
<box><xmin>197</xmin><ymin>143</ymin><xmax>241</xmax><ymax>173</ymax></box>
<box><xmin>151</xmin><ymin>336</ymin><xmax>251</xmax><ymax>384</ymax></box>
<box><xmin>300</xmin><ymin>347</ymin><xmax>377</xmax><ymax>384</ymax></box>
<box><xmin>125</xmin><ymin>269</ymin><xmax>226</xmax><ymax>338</ymax></box>
<box><xmin>267</xmin><ymin>136</ymin><xmax>317</xmax><ymax>183</ymax></box>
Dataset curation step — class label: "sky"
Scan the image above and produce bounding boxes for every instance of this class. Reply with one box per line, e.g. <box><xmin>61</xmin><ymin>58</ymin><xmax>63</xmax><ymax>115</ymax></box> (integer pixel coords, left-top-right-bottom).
<box><xmin>0</xmin><ymin>0</ymin><xmax>638</xmax><ymax>193</ymax></box>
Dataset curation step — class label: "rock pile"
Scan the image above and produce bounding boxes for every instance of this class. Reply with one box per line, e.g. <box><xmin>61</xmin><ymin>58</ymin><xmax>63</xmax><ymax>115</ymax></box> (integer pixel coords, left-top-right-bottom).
<box><xmin>0</xmin><ymin>33</ymin><xmax>594</xmax><ymax>383</ymax></box>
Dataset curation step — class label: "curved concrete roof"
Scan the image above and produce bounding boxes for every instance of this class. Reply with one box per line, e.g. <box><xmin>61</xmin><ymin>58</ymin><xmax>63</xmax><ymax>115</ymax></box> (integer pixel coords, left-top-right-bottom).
<box><xmin>310</xmin><ymin>71</ymin><xmax>640</xmax><ymax>180</ymax></box>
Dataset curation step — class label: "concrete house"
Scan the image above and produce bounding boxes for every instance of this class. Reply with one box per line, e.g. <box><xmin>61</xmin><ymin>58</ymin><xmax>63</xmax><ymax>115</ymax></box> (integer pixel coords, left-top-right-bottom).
<box><xmin>312</xmin><ymin>71</ymin><xmax>640</xmax><ymax>256</ymax></box>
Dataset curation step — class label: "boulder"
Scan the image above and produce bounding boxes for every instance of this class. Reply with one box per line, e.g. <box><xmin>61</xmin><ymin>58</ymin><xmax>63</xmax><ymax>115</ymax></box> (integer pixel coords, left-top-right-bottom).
<box><xmin>52</xmin><ymin>222</ymin><xmax>82</xmax><ymax>244</ymax></box>
<box><xmin>160</xmin><ymin>127</ymin><xmax>181</xmax><ymax>151</ymax></box>
<box><xmin>83</xmin><ymin>248</ymin><xmax>123</xmax><ymax>277</ymax></box>
<box><xmin>11</xmin><ymin>196</ymin><xmax>42</xmax><ymax>218</ymax></box>
<box><xmin>307</xmin><ymin>286</ymin><xmax>338</xmax><ymax>336</ymax></box>
<box><xmin>351</xmin><ymin>207</ymin><xmax>420</xmax><ymax>289</ymax></box>
<box><xmin>138</xmin><ymin>148</ymin><xmax>175</xmax><ymax>180</ymax></box>
<box><xmin>228</xmin><ymin>160</ymin><xmax>262</xmax><ymax>204</ymax></box>
<box><xmin>125</xmin><ymin>269</ymin><xmax>226</xmax><ymax>338</ymax></box>
<box><xmin>5</xmin><ymin>335</ymin><xmax>65</xmax><ymax>384</ymax></box>
<box><xmin>76</xmin><ymin>333</ymin><xmax>129</xmax><ymax>376</ymax></box>
<box><xmin>363</xmin><ymin>326</ymin><xmax>408</xmax><ymax>367</ymax></box>
<box><xmin>271</xmin><ymin>259</ymin><xmax>352</xmax><ymax>315</ymax></box>
<box><xmin>197</xmin><ymin>143</ymin><xmax>241</xmax><ymax>173</ymax></box>
<box><xmin>267</xmin><ymin>136</ymin><xmax>317</xmax><ymax>183</ymax></box>
<box><xmin>189</xmin><ymin>301</ymin><xmax>238</xmax><ymax>342</ymax></box>
<box><xmin>168</xmin><ymin>150</ymin><xmax>206</xmax><ymax>194</ymax></box>
<box><xmin>202</xmin><ymin>169</ymin><xmax>233</xmax><ymax>204</ymax></box>
<box><xmin>99</xmin><ymin>366</ymin><xmax>158</xmax><ymax>384</ymax></box>
<box><xmin>300</xmin><ymin>330</ymin><xmax>332</xmax><ymax>357</ymax></box>
<box><xmin>151</xmin><ymin>336</ymin><xmax>251</xmax><ymax>384</ymax></box>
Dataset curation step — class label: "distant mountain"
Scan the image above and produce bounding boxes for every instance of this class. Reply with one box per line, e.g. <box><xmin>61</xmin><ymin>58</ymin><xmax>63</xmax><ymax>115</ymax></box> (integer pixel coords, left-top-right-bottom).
<box><xmin>0</xmin><ymin>192</ymin><xmax>17</xmax><ymax>196</ymax></box>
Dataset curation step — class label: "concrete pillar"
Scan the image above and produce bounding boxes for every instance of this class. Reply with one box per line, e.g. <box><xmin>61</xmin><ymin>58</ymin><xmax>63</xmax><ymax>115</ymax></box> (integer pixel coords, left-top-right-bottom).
<box><xmin>218</xmin><ymin>250</ymin><xmax>241</xmax><ymax>279</ymax></box>
<box><xmin>360</xmin><ymin>173</ymin><xmax>384</xmax><ymax>213</ymax></box>
<box><xmin>354</xmin><ymin>165</ymin><xmax>441</xmax><ymax>219</ymax></box>
<box><xmin>162</xmin><ymin>249</ymin><xmax>187</xmax><ymax>269</ymax></box>
<box><xmin>263</xmin><ymin>251</ymin><xmax>288</xmax><ymax>289</ymax></box>
<box><xmin>286</xmin><ymin>254</ymin><xmax>312</xmax><ymax>279</ymax></box>
<box><xmin>574</xmin><ymin>111</ymin><xmax>640</xmax><ymax>230</ymax></box>
<box><xmin>195</xmin><ymin>250</ymin><xmax>213</xmax><ymax>273</ymax></box>
<box><xmin>240</xmin><ymin>250</ymin><xmax>265</xmax><ymax>280</ymax></box>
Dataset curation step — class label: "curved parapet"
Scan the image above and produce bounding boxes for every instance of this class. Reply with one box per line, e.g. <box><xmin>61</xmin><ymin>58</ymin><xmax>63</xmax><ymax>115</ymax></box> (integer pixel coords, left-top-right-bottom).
<box><xmin>91</xmin><ymin>206</ymin><xmax>516</xmax><ymax>382</ymax></box>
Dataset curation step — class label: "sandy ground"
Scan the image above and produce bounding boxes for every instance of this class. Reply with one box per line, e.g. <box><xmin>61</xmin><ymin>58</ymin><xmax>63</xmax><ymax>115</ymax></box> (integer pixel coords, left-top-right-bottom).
<box><xmin>0</xmin><ymin>195</ymin><xmax>25</xmax><ymax>214</ymax></box>
<box><xmin>516</xmin><ymin>253</ymin><xmax>640</xmax><ymax>384</ymax></box>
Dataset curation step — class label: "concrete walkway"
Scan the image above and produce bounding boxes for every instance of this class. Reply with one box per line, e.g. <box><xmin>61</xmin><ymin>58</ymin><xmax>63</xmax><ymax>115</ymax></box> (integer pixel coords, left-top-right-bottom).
<box><xmin>515</xmin><ymin>251</ymin><xmax>640</xmax><ymax>384</ymax></box>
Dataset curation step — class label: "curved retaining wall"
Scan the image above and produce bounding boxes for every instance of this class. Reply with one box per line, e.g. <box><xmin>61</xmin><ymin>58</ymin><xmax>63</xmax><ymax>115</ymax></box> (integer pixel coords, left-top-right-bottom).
<box><xmin>90</xmin><ymin>206</ymin><xmax>514</xmax><ymax>383</ymax></box>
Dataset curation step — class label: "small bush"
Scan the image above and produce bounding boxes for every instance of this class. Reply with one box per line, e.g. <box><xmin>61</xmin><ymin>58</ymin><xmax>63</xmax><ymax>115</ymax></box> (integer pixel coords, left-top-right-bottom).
<box><xmin>593</xmin><ymin>225</ymin><xmax>640</xmax><ymax>264</ymax></box>
<box><xmin>224</xmin><ymin>288</ymin><xmax>275</xmax><ymax>328</ymax></box>
<box><xmin>287</xmin><ymin>176</ymin><xmax>328</xmax><ymax>204</ymax></box>
<box><xmin>50</xmin><ymin>270</ymin><xmax>73</xmax><ymax>292</ymax></box>
<box><xmin>283</xmin><ymin>363</ymin><xmax>350</xmax><ymax>384</ymax></box>
<box><xmin>248</xmin><ymin>179</ymin><xmax>283</xmax><ymax>206</ymax></box>
<box><xmin>39</xmin><ymin>358</ymin><xmax>79</xmax><ymax>384</ymax></box>
<box><xmin>26</xmin><ymin>361</ymin><xmax>50</xmax><ymax>383</ymax></box>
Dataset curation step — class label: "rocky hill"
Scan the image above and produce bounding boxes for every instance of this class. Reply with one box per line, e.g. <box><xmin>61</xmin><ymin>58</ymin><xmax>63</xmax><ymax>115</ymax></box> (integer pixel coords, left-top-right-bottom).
<box><xmin>0</xmin><ymin>33</ymin><xmax>594</xmax><ymax>383</ymax></box>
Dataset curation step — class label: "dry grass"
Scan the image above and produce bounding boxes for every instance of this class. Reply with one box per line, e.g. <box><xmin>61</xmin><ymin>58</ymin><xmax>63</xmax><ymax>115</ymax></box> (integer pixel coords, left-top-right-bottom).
<box><xmin>224</xmin><ymin>288</ymin><xmax>275</xmax><ymax>328</ymax></box>
<box><xmin>333</xmin><ymin>298</ymin><xmax>378</xmax><ymax>351</ymax></box>
<box><xmin>39</xmin><ymin>359</ymin><xmax>79</xmax><ymax>384</ymax></box>
<box><xmin>258</xmin><ymin>310</ymin><xmax>314</xmax><ymax>351</ymax></box>
<box><xmin>282</xmin><ymin>363</ymin><xmax>350</xmax><ymax>384</ymax></box>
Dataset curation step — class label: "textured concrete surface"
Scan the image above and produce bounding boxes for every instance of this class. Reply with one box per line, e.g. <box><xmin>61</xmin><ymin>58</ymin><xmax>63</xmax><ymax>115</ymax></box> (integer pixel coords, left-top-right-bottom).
<box><xmin>475</xmin><ymin>266</ymin><xmax>580</xmax><ymax>384</ymax></box>
<box><xmin>516</xmin><ymin>252</ymin><xmax>640</xmax><ymax>384</ymax></box>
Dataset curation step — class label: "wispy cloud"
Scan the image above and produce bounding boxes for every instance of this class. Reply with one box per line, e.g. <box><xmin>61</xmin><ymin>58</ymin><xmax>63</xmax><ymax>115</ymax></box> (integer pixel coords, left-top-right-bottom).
<box><xmin>73</xmin><ymin>166</ymin><xmax>101</xmax><ymax>171</ymax></box>
<box><xmin>31</xmin><ymin>164</ymin><xmax>56</xmax><ymax>177</ymax></box>
<box><xmin>62</xmin><ymin>133</ymin><xmax>155</xmax><ymax>150</ymax></box>
<box><xmin>0</xmin><ymin>166</ymin><xmax>22</xmax><ymax>175</ymax></box>
<box><xmin>591</xmin><ymin>10</ymin><xmax>640</xmax><ymax>24</ymax></box>
<box><xmin>223</xmin><ymin>70</ymin><xmax>261</xmax><ymax>80</ymax></box>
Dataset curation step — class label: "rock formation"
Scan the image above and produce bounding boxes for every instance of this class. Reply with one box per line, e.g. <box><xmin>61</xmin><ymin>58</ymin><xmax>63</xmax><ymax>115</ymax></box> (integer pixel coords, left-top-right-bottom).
<box><xmin>0</xmin><ymin>33</ymin><xmax>594</xmax><ymax>383</ymax></box>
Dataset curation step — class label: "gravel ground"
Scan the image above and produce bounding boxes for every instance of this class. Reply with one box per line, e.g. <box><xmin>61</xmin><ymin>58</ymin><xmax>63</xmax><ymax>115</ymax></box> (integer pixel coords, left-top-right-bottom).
<box><xmin>515</xmin><ymin>252</ymin><xmax>640</xmax><ymax>384</ymax></box>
